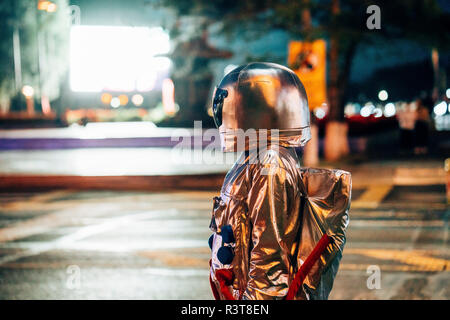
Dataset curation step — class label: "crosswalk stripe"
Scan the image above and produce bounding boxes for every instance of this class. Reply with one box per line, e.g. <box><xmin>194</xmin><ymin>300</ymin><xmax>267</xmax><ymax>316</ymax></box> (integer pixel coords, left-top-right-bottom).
<box><xmin>345</xmin><ymin>248</ymin><xmax>450</xmax><ymax>272</ymax></box>
<box><xmin>352</xmin><ymin>185</ymin><xmax>393</xmax><ymax>209</ymax></box>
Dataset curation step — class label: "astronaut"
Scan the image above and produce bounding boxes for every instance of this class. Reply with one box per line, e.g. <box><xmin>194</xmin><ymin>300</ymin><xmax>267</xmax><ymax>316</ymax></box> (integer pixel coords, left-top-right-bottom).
<box><xmin>208</xmin><ymin>62</ymin><xmax>351</xmax><ymax>300</ymax></box>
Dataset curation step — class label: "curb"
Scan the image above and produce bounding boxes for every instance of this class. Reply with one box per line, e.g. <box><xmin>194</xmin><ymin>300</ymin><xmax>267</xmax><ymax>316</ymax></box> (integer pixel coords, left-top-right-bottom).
<box><xmin>0</xmin><ymin>174</ymin><xmax>225</xmax><ymax>192</ymax></box>
<box><xmin>0</xmin><ymin>166</ymin><xmax>445</xmax><ymax>192</ymax></box>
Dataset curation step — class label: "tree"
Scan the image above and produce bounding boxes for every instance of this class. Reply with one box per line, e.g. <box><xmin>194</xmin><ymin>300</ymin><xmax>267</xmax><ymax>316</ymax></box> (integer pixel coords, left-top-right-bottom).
<box><xmin>157</xmin><ymin>0</ymin><xmax>450</xmax><ymax>160</ymax></box>
<box><xmin>0</xmin><ymin>0</ymin><xmax>70</xmax><ymax>114</ymax></box>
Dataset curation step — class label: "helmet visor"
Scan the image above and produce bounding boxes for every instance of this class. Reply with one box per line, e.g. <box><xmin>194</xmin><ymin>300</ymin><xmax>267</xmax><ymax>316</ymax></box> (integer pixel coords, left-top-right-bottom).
<box><xmin>212</xmin><ymin>87</ymin><xmax>228</xmax><ymax>128</ymax></box>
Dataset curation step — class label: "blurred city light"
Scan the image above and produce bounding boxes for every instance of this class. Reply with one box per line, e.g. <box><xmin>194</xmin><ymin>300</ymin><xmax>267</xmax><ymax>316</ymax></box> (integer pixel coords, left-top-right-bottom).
<box><xmin>162</xmin><ymin>78</ymin><xmax>176</xmax><ymax>115</ymax></box>
<box><xmin>37</xmin><ymin>0</ymin><xmax>48</xmax><ymax>10</ymax></box>
<box><xmin>360</xmin><ymin>103</ymin><xmax>374</xmax><ymax>117</ymax></box>
<box><xmin>118</xmin><ymin>94</ymin><xmax>129</xmax><ymax>106</ymax></box>
<box><xmin>70</xmin><ymin>26</ymin><xmax>171</xmax><ymax>92</ymax></box>
<box><xmin>110</xmin><ymin>97</ymin><xmax>120</xmax><ymax>108</ymax></box>
<box><xmin>373</xmin><ymin>107</ymin><xmax>383</xmax><ymax>118</ymax></box>
<box><xmin>433</xmin><ymin>101</ymin><xmax>447</xmax><ymax>116</ymax></box>
<box><xmin>21</xmin><ymin>85</ymin><xmax>34</xmax><ymax>98</ymax></box>
<box><xmin>344</xmin><ymin>103</ymin><xmax>356</xmax><ymax>116</ymax></box>
<box><xmin>101</xmin><ymin>93</ymin><xmax>112</xmax><ymax>105</ymax></box>
<box><xmin>37</xmin><ymin>0</ymin><xmax>51</xmax><ymax>11</ymax></box>
<box><xmin>314</xmin><ymin>107</ymin><xmax>326</xmax><ymax>119</ymax></box>
<box><xmin>41</xmin><ymin>96</ymin><xmax>51</xmax><ymax>115</ymax></box>
<box><xmin>378</xmin><ymin>90</ymin><xmax>388</xmax><ymax>101</ymax></box>
<box><xmin>46</xmin><ymin>2</ymin><xmax>57</xmax><ymax>12</ymax></box>
<box><xmin>446</xmin><ymin>88</ymin><xmax>450</xmax><ymax>99</ymax></box>
<box><xmin>132</xmin><ymin>94</ymin><xmax>144</xmax><ymax>106</ymax></box>
<box><xmin>384</xmin><ymin>102</ymin><xmax>396</xmax><ymax>117</ymax></box>
<box><xmin>435</xmin><ymin>113</ymin><xmax>450</xmax><ymax>131</ymax></box>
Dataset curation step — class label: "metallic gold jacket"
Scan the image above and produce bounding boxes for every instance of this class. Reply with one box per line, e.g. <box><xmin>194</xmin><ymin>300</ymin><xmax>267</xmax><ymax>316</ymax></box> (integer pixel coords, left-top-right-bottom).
<box><xmin>209</xmin><ymin>146</ymin><xmax>351</xmax><ymax>300</ymax></box>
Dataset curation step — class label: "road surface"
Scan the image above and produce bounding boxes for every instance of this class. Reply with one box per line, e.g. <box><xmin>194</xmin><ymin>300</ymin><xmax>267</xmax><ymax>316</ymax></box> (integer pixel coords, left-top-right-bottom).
<box><xmin>0</xmin><ymin>184</ymin><xmax>448</xmax><ymax>299</ymax></box>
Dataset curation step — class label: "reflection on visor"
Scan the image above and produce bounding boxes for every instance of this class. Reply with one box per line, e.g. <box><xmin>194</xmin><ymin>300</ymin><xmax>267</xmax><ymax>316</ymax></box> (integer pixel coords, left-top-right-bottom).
<box><xmin>212</xmin><ymin>87</ymin><xmax>228</xmax><ymax>128</ymax></box>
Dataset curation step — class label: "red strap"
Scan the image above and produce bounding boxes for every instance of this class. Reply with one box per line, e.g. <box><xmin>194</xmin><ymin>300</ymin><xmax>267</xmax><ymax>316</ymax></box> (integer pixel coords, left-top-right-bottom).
<box><xmin>286</xmin><ymin>233</ymin><xmax>331</xmax><ymax>300</ymax></box>
<box><xmin>215</xmin><ymin>269</ymin><xmax>236</xmax><ymax>300</ymax></box>
<box><xmin>209</xmin><ymin>274</ymin><xmax>221</xmax><ymax>300</ymax></box>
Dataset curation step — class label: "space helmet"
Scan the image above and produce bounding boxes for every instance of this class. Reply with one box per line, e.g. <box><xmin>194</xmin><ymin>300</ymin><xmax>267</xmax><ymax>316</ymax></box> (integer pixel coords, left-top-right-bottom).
<box><xmin>212</xmin><ymin>62</ymin><xmax>311</xmax><ymax>152</ymax></box>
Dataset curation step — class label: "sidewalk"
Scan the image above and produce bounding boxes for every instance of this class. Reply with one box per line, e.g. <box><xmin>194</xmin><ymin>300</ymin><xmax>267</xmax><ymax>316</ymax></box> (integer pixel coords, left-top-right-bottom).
<box><xmin>0</xmin><ymin>123</ymin><xmax>213</xmax><ymax>150</ymax></box>
<box><xmin>1</xmin><ymin>123</ymin><xmax>446</xmax><ymax>190</ymax></box>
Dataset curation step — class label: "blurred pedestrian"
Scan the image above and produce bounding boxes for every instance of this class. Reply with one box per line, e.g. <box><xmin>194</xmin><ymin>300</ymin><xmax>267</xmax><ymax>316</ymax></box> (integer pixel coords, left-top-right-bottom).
<box><xmin>397</xmin><ymin>101</ymin><xmax>417</xmax><ymax>155</ymax></box>
<box><xmin>414</xmin><ymin>97</ymin><xmax>431</xmax><ymax>155</ymax></box>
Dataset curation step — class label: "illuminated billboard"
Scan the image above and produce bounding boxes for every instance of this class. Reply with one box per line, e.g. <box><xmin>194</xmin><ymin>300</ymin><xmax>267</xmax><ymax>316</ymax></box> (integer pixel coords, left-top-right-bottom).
<box><xmin>70</xmin><ymin>26</ymin><xmax>171</xmax><ymax>92</ymax></box>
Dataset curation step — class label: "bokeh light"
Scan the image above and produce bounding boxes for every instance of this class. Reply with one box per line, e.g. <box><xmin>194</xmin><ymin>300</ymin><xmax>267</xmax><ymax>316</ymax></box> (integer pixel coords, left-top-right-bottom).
<box><xmin>378</xmin><ymin>90</ymin><xmax>388</xmax><ymax>101</ymax></box>
<box><xmin>110</xmin><ymin>97</ymin><xmax>120</xmax><ymax>108</ymax></box>
<box><xmin>131</xmin><ymin>94</ymin><xmax>144</xmax><ymax>106</ymax></box>
<box><xmin>360</xmin><ymin>103</ymin><xmax>374</xmax><ymax>117</ymax></box>
<box><xmin>101</xmin><ymin>93</ymin><xmax>112</xmax><ymax>105</ymax></box>
<box><xmin>314</xmin><ymin>107</ymin><xmax>326</xmax><ymax>119</ymax></box>
<box><xmin>70</xmin><ymin>26</ymin><xmax>171</xmax><ymax>92</ymax></box>
<box><xmin>384</xmin><ymin>103</ymin><xmax>396</xmax><ymax>117</ymax></box>
<box><xmin>22</xmin><ymin>85</ymin><xmax>34</xmax><ymax>98</ymax></box>
<box><xmin>433</xmin><ymin>101</ymin><xmax>447</xmax><ymax>116</ymax></box>
<box><xmin>46</xmin><ymin>2</ymin><xmax>57</xmax><ymax>12</ymax></box>
<box><xmin>162</xmin><ymin>78</ymin><xmax>176</xmax><ymax>115</ymax></box>
<box><xmin>373</xmin><ymin>107</ymin><xmax>383</xmax><ymax>118</ymax></box>
<box><xmin>118</xmin><ymin>94</ymin><xmax>129</xmax><ymax>106</ymax></box>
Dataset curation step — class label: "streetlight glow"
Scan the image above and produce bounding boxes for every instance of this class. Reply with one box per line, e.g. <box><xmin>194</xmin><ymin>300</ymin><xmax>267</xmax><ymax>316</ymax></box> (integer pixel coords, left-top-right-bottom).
<box><xmin>361</xmin><ymin>103</ymin><xmax>374</xmax><ymax>117</ymax></box>
<box><xmin>162</xmin><ymin>78</ymin><xmax>176</xmax><ymax>115</ymax></box>
<box><xmin>118</xmin><ymin>95</ymin><xmax>129</xmax><ymax>106</ymax></box>
<box><xmin>373</xmin><ymin>107</ymin><xmax>383</xmax><ymax>118</ymax></box>
<box><xmin>46</xmin><ymin>3</ymin><xmax>57</xmax><ymax>12</ymax></box>
<box><xmin>314</xmin><ymin>107</ymin><xmax>326</xmax><ymax>119</ymax></box>
<box><xmin>378</xmin><ymin>90</ymin><xmax>388</xmax><ymax>101</ymax></box>
<box><xmin>37</xmin><ymin>0</ymin><xmax>50</xmax><ymax>10</ymax></box>
<box><xmin>131</xmin><ymin>94</ymin><xmax>144</xmax><ymax>106</ymax></box>
<box><xmin>384</xmin><ymin>103</ymin><xmax>396</xmax><ymax>117</ymax></box>
<box><xmin>110</xmin><ymin>97</ymin><xmax>120</xmax><ymax>108</ymax></box>
<box><xmin>433</xmin><ymin>101</ymin><xmax>447</xmax><ymax>116</ymax></box>
<box><xmin>101</xmin><ymin>93</ymin><xmax>112</xmax><ymax>105</ymax></box>
<box><xmin>22</xmin><ymin>85</ymin><xmax>34</xmax><ymax>98</ymax></box>
<box><xmin>70</xmin><ymin>26</ymin><xmax>171</xmax><ymax>92</ymax></box>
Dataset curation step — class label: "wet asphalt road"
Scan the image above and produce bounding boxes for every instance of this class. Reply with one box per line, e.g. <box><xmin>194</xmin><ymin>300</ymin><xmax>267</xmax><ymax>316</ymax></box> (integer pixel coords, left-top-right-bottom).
<box><xmin>0</xmin><ymin>185</ymin><xmax>448</xmax><ymax>300</ymax></box>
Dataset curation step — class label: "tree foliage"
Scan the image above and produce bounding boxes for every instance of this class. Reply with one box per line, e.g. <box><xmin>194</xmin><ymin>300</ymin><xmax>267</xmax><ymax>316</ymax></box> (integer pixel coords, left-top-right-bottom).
<box><xmin>0</xmin><ymin>0</ymin><xmax>70</xmax><ymax>111</ymax></box>
<box><xmin>158</xmin><ymin>0</ymin><xmax>450</xmax><ymax>49</ymax></box>
<box><xmin>157</xmin><ymin>0</ymin><xmax>450</xmax><ymax>120</ymax></box>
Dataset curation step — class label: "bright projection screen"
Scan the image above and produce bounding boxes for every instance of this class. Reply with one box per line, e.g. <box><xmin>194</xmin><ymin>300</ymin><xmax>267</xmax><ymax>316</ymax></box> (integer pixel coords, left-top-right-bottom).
<box><xmin>70</xmin><ymin>26</ymin><xmax>171</xmax><ymax>92</ymax></box>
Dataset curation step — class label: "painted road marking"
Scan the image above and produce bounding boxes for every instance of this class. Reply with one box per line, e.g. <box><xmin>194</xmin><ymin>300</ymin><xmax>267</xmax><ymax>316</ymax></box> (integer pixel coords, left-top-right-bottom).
<box><xmin>0</xmin><ymin>210</ymin><xmax>209</xmax><ymax>266</ymax></box>
<box><xmin>138</xmin><ymin>251</ymin><xmax>208</xmax><ymax>267</ymax></box>
<box><xmin>0</xmin><ymin>190</ymin><xmax>75</xmax><ymax>211</ymax></box>
<box><xmin>394</xmin><ymin>167</ymin><xmax>446</xmax><ymax>185</ymax></box>
<box><xmin>0</xmin><ymin>202</ymin><xmax>121</xmax><ymax>243</ymax></box>
<box><xmin>346</xmin><ymin>248</ymin><xmax>450</xmax><ymax>272</ymax></box>
<box><xmin>352</xmin><ymin>185</ymin><xmax>393</xmax><ymax>209</ymax></box>
<box><xmin>0</xmin><ymin>190</ymin><xmax>212</xmax><ymax>243</ymax></box>
<box><xmin>340</xmin><ymin>263</ymin><xmax>447</xmax><ymax>273</ymax></box>
<box><xmin>348</xmin><ymin>220</ymin><xmax>444</xmax><ymax>228</ymax></box>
